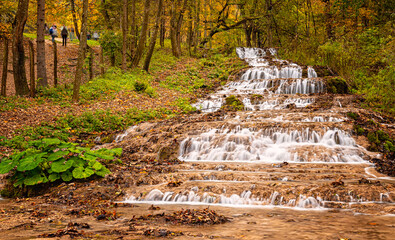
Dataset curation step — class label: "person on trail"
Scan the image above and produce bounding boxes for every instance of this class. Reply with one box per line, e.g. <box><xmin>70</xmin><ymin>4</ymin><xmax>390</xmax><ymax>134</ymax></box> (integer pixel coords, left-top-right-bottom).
<box><xmin>50</xmin><ymin>25</ymin><xmax>58</xmax><ymax>43</ymax></box>
<box><xmin>61</xmin><ymin>25</ymin><xmax>68</xmax><ymax>46</ymax></box>
<box><xmin>93</xmin><ymin>31</ymin><xmax>99</xmax><ymax>41</ymax></box>
<box><xmin>70</xmin><ymin>27</ymin><xmax>75</xmax><ymax>41</ymax></box>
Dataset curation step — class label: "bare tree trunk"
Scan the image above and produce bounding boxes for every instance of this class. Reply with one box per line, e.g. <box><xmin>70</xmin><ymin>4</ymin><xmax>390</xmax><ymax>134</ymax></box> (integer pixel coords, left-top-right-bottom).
<box><xmin>37</xmin><ymin>0</ymin><xmax>47</xmax><ymax>87</ymax></box>
<box><xmin>170</xmin><ymin>0</ymin><xmax>188</xmax><ymax>57</ymax></box>
<box><xmin>1</xmin><ymin>38</ymin><xmax>9</xmax><ymax>97</ymax></box>
<box><xmin>70</xmin><ymin>0</ymin><xmax>81</xmax><ymax>40</ymax></box>
<box><xmin>88</xmin><ymin>47</ymin><xmax>93</xmax><ymax>79</ymax></box>
<box><xmin>53</xmin><ymin>41</ymin><xmax>58</xmax><ymax>87</ymax></box>
<box><xmin>12</xmin><ymin>0</ymin><xmax>30</xmax><ymax>96</ymax></box>
<box><xmin>72</xmin><ymin>0</ymin><xmax>89</xmax><ymax>102</ymax></box>
<box><xmin>187</xmin><ymin>5</ymin><xmax>193</xmax><ymax>56</ymax></box>
<box><xmin>324</xmin><ymin>0</ymin><xmax>333</xmax><ymax>40</ymax></box>
<box><xmin>143</xmin><ymin>0</ymin><xmax>163</xmax><ymax>72</ymax></box>
<box><xmin>160</xmin><ymin>7</ymin><xmax>166</xmax><ymax>48</ymax></box>
<box><xmin>129</xmin><ymin>0</ymin><xmax>136</xmax><ymax>57</ymax></box>
<box><xmin>100</xmin><ymin>46</ymin><xmax>105</xmax><ymax>75</ymax></box>
<box><xmin>193</xmin><ymin>0</ymin><xmax>200</xmax><ymax>54</ymax></box>
<box><xmin>28</xmin><ymin>40</ymin><xmax>35</xmax><ymax>97</ymax></box>
<box><xmin>131</xmin><ymin>0</ymin><xmax>150</xmax><ymax>68</ymax></box>
<box><xmin>122</xmin><ymin>0</ymin><xmax>128</xmax><ymax>71</ymax></box>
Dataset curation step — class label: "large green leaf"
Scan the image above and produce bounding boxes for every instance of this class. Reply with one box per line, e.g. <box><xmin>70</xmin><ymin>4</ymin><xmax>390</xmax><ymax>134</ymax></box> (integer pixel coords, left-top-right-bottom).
<box><xmin>95</xmin><ymin>167</ymin><xmax>111</xmax><ymax>177</ymax></box>
<box><xmin>42</xmin><ymin>138</ymin><xmax>61</xmax><ymax>146</ymax></box>
<box><xmin>24</xmin><ymin>173</ymin><xmax>45</xmax><ymax>186</ymax></box>
<box><xmin>81</xmin><ymin>153</ymin><xmax>97</xmax><ymax>161</ymax></box>
<box><xmin>91</xmin><ymin>161</ymin><xmax>103</xmax><ymax>170</ymax></box>
<box><xmin>61</xmin><ymin>171</ymin><xmax>73</xmax><ymax>182</ymax></box>
<box><xmin>48</xmin><ymin>151</ymin><xmax>69</xmax><ymax>162</ymax></box>
<box><xmin>48</xmin><ymin>173</ymin><xmax>60</xmax><ymax>182</ymax></box>
<box><xmin>51</xmin><ymin>159</ymin><xmax>74</xmax><ymax>173</ymax></box>
<box><xmin>85</xmin><ymin>151</ymin><xmax>114</xmax><ymax>160</ymax></box>
<box><xmin>72</xmin><ymin>167</ymin><xmax>94</xmax><ymax>179</ymax></box>
<box><xmin>17</xmin><ymin>155</ymin><xmax>44</xmax><ymax>171</ymax></box>
<box><xmin>0</xmin><ymin>159</ymin><xmax>17</xmax><ymax>174</ymax></box>
<box><xmin>72</xmin><ymin>157</ymin><xmax>86</xmax><ymax>168</ymax></box>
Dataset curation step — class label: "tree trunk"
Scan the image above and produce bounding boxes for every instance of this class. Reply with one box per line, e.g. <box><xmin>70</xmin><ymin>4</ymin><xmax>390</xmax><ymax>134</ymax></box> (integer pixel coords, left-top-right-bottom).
<box><xmin>143</xmin><ymin>0</ymin><xmax>163</xmax><ymax>72</ymax></box>
<box><xmin>53</xmin><ymin>41</ymin><xmax>58</xmax><ymax>86</ymax></box>
<box><xmin>28</xmin><ymin>40</ymin><xmax>35</xmax><ymax>97</ymax></box>
<box><xmin>72</xmin><ymin>0</ymin><xmax>89</xmax><ymax>102</ymax></box>
<box><xmin>324</xmin><ymin>0</ymin><xmax>333</xmax><ymax>40</ymax></box>
<box><xmin>1</xmin><ymin>38</ymin><xmax>9</xmax><ymax>97</ymax></box>
<box><xmin>122</xmin><ymin>0</ymin><xmax>128</xmax><ymax>71</ymax></box>
<box><xmin>100</xmin><ymin>46</ymin><xmax>105</xmax><ymax>75</ymax></box>
<box><xmin>88</xmin><ymin>47</ymin><xmax>93</xmax><ymax>79</ymax></box>
<box><xmin>193</xmin><ymin>0</ymin><xmax>200</xmax><ymax>54</ymax></box>
<box><xmin>170</xmin><ymin>0</ymin><xmax>188</xmax><ymax>58</ymax></box>
<box><xmin>36</xmin><ymin>0</ymin><xmax>47</xmax><ymax>87</ymax></box>
<box><xmin>187</xmin><ymin>5</ymin><xmax>193</xmax><ymax>56</ymax></box>
<box><xmin>131</xmin><ymin>0</ymin><xmax>150</xmax><ymax>68</ymax></box>
<box><xmin>70</xmin><ymin>0</ymin><xmax>81</xmax><ymax>40</ymax></box>
<box><xmin>160</xmin><ymin>7</ymin><xmax>166</xmax><ymax>48</ymax></box>
<box><xmin>129</xmin><ymin>0</ymin><xmax>136</xmax><ymax>57</ymax></box>
<box><xmin>12</xmin><ymin>0</ymin><xmax>30</xmax><ymax>96</ymax></box>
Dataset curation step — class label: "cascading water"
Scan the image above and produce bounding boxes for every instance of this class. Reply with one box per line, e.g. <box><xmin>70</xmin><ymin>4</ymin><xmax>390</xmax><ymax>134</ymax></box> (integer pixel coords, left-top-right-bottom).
<box><xmin>123</xmin><ymin>47</ymin><xmax>394</xmax><ymax>211</ymax></box>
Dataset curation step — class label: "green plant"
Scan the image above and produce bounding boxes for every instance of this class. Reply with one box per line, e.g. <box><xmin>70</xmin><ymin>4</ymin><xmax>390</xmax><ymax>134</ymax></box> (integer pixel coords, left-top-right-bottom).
<box><xmin>0</xmin><ymin>138</ymin><xmax>121</xmax><ymax>189</ymax></box>
<box><xmin>222</xmin><ymin>95</ymin><xmax>244</xmax><ymax>111</ymax></box>
<box><xmin>174</xmin><ymin>97</ymin><xmax>196</xmax><ymax>113</ymax></box>
<box><xmin>326</xmin><ymin>77</ymin><xmax>349</xmax><ymax>94</ymax></box>
<box><xmin>99</xmin><ymin>31</ymin><xmax>122</xmax><ymax>66</ymax></box>
<box><xmin>346</xmin><ymin>112</ymin><xmax>359</xmax><ymax>120</ymax></box>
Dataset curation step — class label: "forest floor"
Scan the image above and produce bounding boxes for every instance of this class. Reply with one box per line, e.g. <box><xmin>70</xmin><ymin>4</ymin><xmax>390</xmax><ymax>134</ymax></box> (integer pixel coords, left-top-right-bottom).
<box><xmin>1</xmin><ymin>39</ymin><xmax>395</xmax><ymax>239</ymax></box>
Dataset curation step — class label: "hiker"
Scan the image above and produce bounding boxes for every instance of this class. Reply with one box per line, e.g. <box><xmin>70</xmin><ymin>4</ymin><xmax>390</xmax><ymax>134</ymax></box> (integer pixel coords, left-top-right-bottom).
<box><xmin>87</xmin><ymin>31</ymin><xmax>91</xmax><ymax>40</ymax></box>
<box><xmin>50</xmin><ymin>25</ymin><xmax>58</xmax><ymax>42</ymax></box>
<box><xmin>70</xmin><ymin>26</ymin><xmax>75</xmax><ymax>41</ymax></box>
<box><xmin>61</xmin><ymin>25</ymin><xmax>68</xmax><ymax>46</ymax></box>
<box><xmin>93</xmin><ymin>31</ymin><xmax>99</xmax><ymax>41</ymax></box>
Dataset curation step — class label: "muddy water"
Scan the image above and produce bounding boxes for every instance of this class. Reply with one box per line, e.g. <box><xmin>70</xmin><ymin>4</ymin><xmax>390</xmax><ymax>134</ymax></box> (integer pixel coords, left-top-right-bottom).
<box><xmin>116</xmin><ymin>48</ymin><xmax>394</xmax><ymax>238</ymax></box>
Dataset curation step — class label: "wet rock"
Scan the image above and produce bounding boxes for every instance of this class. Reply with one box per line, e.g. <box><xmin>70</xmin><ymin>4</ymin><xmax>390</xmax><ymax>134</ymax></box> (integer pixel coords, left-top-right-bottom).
<box><xmin>331</xmin><ymin>178</ymin><xmax>344</xmax><ymax>187</ymax></box>
<box><xmin>143</xmin><ymin>228</ymin><xmax>183</xmax><ymax>237</ymax></box>
<box><xmin>148</xmin><ymin>205</ymin><xmax>161</xmax><ymax>210</ymax></box>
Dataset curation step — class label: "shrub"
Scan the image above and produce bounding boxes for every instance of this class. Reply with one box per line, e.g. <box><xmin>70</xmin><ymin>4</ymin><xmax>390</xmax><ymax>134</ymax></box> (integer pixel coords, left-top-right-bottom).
<box><xmin>326</xmin><ymin>77</ymin><xmax>349</xmax><ymax>94</ymax></box>
<box><xmin>223</xmin><ymin>95</ymin><xmax>244</xmax><ymax>111</ymax></box>
<box><xmin>0</xmin><ymin>138</ymin><xmax>121</xmax><ymax>191</ymax></box>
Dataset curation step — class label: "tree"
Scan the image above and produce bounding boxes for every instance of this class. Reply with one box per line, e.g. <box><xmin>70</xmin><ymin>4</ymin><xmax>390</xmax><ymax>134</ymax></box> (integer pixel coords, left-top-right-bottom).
<box><xmin>36</xmin><ymin>0</ymin><xmax>48</xmax><ymax>87</ymax></box>
<box><xmin>170</xmin><ymin>0</ymin><xmax>188</xmax><ymax>58</ymax></box>
<box><xmin>1</xmin><ymin>38</ymin><xmax>9</xmax><ymax>97</ymax></box>
<box><xmin>131</xmin><ymin>0</ymin><xmax>150</xmax><ymax>68</ymax></box>
<box><xmin>143</xmin><ymin>0</ymin><xmax>163</xmax><ymax>72</ymax></box>
<box><xmin>122</xmin><ymin>0</ymin><xmax>128</xmax><ymax>71</ymax></box>
<box><xmin>12</xmin><ymin>0</ymin><xmax>30</xmax><ymax>96</ymax></box>
<box><xmin>72</xmin><ymin>0</ymin><xmax>89</xmax><ymax>102</ymax></box>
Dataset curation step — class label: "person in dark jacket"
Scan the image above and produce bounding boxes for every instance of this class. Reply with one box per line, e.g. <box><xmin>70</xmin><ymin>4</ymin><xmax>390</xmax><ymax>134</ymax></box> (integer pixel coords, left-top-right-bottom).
<box><xmin>61</xmin><ymin>25</ymin><xmax>68</xmax><ymax>46</ymax></box>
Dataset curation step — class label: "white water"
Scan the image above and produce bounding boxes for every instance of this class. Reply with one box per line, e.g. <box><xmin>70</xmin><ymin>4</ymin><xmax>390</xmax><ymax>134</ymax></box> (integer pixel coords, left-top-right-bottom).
<box><xmin>178</xmin><ymin>127</ymin><xmax>366</xmax><ymax>163</ymax></box>
<box><xmin>122</xmin><ymin>47</ymin><xmax>391</xmax><ymax>211</ymax></box>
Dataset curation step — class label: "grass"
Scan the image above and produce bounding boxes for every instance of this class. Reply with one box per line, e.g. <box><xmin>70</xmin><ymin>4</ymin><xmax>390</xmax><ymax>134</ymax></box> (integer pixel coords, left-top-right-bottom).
<box><xmin>23</xmin><ymin>33</ymin><xmax>50</xmax><ymax>40</ymax></box>
<box><xmin>0</xmin><ymin>107</ymin><xmax>173</xmax><ymax>150</ymax></box>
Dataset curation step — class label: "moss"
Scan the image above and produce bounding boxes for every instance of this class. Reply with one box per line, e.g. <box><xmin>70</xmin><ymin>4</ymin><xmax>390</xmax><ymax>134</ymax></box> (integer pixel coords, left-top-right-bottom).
<box><xmin>384</xmin><ymin>141</ymin><xmax>395</xmax><ymax>153</ymax></box>
<box><xmin>222</xmin><ymin>95</ymin><xmax>244</xmax><ymax>111</ymax></box>
<box><xmin>346</xmin><ymin>112</ymin><xmax>359</xmax><ymax>120</ymax></box>
<box><xmin>376</xmin><ymin>130</ymin><xmax>390</xmax><ymax>142</ymax></box>
<box><xmin>367</xmin><ymin>132</ymin><xmax>380</xmax><ymax>144</ymax></box>
<box><xmin>353</xmin><ymin>125</ymin><xmax>365</xmax><ymax>135</ymax></box>
<box><xmin>326</xmin><ymin>77</ymin><xmax>349</xmax><ymax>94</ymax></box>
<box><xmin>250</xmin><ymin>94</ymin><xmax>264</xmax><ymax>104</ymax></box>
